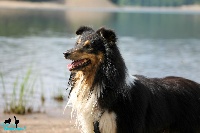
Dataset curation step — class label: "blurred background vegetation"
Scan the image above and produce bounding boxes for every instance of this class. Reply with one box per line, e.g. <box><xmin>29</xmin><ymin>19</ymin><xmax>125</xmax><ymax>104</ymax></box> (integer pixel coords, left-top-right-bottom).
<box><xmin>8</xmin><ymin>0</ymin><xmax>200</xmax><ymax>6</ymax></box>
<box><xmin>111</xmin><ymin>0</ymin><xmax>200</xmax><ymax>6</ymax></box>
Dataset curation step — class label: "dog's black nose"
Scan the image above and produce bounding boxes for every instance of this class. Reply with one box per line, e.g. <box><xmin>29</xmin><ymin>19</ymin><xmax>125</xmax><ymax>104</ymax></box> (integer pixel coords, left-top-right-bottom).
<box><xmin>63</xmin><ymin>51</ymin><xmax>70</xmax><ymax>59</ymax></box>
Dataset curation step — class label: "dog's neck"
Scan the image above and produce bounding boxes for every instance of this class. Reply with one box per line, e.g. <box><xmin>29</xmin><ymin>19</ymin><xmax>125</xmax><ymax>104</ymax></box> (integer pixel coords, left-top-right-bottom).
<box><xmin>68</xmin><ymin>71</ymin><xmax>96</xmax><ymax>103</ymax></box>
<box><xmin>67</xmin><ymin>71</ymin><xmax>103</xmax><ymax>133</ymax></box>
<box><xmin>90</xmin><ymin>46</ymin><xmax>134</xmax><ymax>108</ymax></box>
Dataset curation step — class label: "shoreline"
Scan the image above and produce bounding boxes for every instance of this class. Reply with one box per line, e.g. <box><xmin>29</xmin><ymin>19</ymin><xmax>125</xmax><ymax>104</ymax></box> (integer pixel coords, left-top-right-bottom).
<box><xmin>0</xmin><ymin>107</ymin><xmax>80</xmax><ymax>133</ymax></box>
<box><xmin>0</xmin><ymin>1</ymin><xmax>200</xmax><ymax>13</ymax></box>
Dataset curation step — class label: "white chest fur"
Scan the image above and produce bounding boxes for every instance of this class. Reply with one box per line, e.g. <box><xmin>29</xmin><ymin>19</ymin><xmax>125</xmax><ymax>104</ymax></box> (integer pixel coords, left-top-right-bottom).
<box><xmin>67</xmin><ymin>72</ymin><xmax>117</xmax><ymax>133</ymax></box>
<box><xmin>67</xmin><ymin>72</ymin><xmax>101</xmax><ymax>133</ymax></box>
<box><xmin>99</xmin><ymin>111</ymin><xmax>117</xmax><ymax>133</ymax></box>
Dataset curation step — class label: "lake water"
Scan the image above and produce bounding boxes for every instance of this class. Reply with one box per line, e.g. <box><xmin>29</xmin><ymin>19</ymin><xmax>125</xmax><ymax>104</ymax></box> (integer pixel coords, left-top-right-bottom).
<box><xmin>0</xmin><ymin>8</ymin><xmax>200</xmax><ymax>112</ymax></box>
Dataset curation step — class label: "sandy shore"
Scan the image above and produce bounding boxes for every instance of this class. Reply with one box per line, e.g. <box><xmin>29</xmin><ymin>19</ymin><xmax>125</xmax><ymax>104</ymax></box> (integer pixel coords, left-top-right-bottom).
<box><xmin>0</xmin><ymin>1</ymin><xmax>64</xmax><ymax>10</ymax></box>
<box><xmin>0</xmin><ymin>108</ymin><xmax>80</xmax><ymax>133</ymax></box>
<box><xmin>0</xmin><ymin>0</ymin><xmax>116</xmax><ymax>10</ymax></box>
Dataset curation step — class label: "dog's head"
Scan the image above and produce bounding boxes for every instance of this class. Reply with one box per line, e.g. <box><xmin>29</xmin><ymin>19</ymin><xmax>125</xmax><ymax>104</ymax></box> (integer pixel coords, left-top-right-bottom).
<box><xmin>63</xmin><ymin>26</ymin><xmax>117</xmax><ymax>73</ymax></box>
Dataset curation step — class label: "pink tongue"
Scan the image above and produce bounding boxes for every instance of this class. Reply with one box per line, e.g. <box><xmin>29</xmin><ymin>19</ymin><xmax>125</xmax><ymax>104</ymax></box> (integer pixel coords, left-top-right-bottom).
<box><xmin>67</xmin><ymin>64</ymin><xmax>73</xmax><ymax>70</ymax></box>
<box><xmin>67</xmin><ymin>60</ymin><xmax>84</xmax><ymax>70</ymax></box>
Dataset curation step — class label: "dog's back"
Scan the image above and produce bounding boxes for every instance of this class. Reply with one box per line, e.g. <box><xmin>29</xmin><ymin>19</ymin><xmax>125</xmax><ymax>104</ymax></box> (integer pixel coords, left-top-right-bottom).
<box><xmin>112</xmin><ymin>75</ymin><xmax>200</xmax><ymax>133</ymax></box>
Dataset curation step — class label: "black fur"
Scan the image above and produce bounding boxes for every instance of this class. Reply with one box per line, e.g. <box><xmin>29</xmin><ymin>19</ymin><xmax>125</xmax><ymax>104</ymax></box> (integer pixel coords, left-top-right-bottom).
<box><xmin>112</xmin><ymin>75</ymin><xmax>200</xmax><ymax>133</ymax></box>
<box><xmin>76</xmin><ymin>26</ymin><xmax>94</xmax><ymax>35</ymax></box>
<box><xmin>93</xmin><ymin>121</ymin><xmax>101</xmax><ymax>133</ymax></box>
<box><xmin>65</xmin><ymin>26</ymin><xmax>200</xmax><ymax>133</ymax></box>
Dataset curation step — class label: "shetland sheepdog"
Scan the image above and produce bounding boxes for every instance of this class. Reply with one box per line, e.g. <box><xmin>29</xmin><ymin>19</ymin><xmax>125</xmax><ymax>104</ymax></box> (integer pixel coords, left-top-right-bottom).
<box><xmin>63</xmin><ymin>26</ymin><xmax>200</xmax><ymax>133</ymax></box>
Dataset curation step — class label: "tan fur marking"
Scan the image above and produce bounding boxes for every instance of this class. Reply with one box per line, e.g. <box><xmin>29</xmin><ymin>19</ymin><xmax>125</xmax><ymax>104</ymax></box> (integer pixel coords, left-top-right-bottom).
<box><xmin>83</xmin><ymin>40</ymin><xmax>90</xmax><ymax>47</ymax></box>
<box><xmin>99</xmin><ymin>111</ymin><xmax>117</xmax><ymax>133</ymax></box>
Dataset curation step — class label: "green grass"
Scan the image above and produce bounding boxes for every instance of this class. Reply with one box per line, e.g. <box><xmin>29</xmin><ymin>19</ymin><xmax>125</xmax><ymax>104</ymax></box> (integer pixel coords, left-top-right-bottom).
<box><xmin>1</xmin><ymin>68</ymin><xmax>37</xmax><ymax>114</ymax></box>
<box><xmin>53</xmin><ymin>88</ymin><xmax>64</xmax><ymax>102</ymax></box>
<box><xmin>39</xmin><ymin>76</ymin><xmax>45</xmax><ymax>105</ymax></box>
<box><xmin>0</xmin><ymin>71</ymin><xmax>8</xmax><ymax>112</ymax></box>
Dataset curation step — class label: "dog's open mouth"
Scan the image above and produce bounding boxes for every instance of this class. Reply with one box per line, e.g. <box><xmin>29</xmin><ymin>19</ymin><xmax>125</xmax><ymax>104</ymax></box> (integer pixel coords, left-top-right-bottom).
<box><xmin>67</xmin><ymin>58</ymin><xmax>91</xmax><ymax>71</ymax></box>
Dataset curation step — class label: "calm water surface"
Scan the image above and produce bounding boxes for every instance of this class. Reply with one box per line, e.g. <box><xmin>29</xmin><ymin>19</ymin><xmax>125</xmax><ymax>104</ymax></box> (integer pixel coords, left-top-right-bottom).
<box><xmin>0</xmin><ymin>9</ymin><xmax>200</xmax><ymax>112</ymax></box>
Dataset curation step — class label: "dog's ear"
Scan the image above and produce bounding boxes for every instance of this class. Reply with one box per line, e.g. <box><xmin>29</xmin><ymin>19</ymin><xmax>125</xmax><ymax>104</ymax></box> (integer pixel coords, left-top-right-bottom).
<box><xmin>96</xmin><ymin>27</ymin><xmax>117</xmax><ymax>44</ymax></box>
<box><xmin>76</xmin><ymin>26</ymin><xmax>94</xmax><ymax>35</ymax></box>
